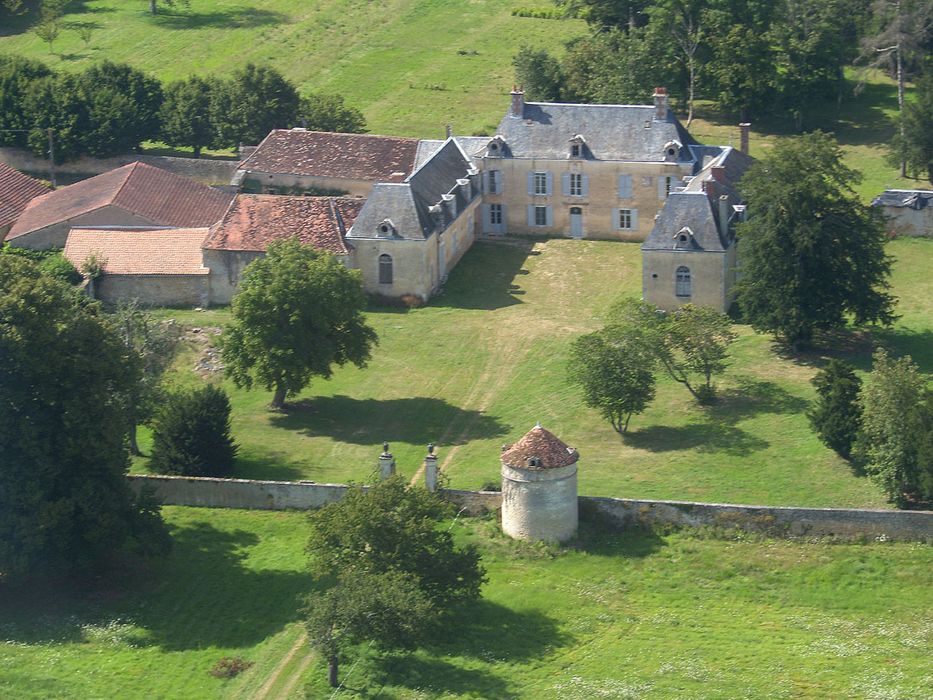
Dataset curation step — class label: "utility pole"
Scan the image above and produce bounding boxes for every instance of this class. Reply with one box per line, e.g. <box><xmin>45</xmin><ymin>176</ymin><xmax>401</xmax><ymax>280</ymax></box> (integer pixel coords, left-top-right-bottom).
<box><xmin>47</xmin><ymin>128</ymin><xmax>56</xmax><ymax>187</ymax></box>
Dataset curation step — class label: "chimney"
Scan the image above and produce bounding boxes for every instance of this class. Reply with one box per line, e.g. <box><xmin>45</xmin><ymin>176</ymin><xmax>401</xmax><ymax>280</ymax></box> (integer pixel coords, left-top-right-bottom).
<box><xmin>424</xmin><ymin>444</ymin><xmax>439</xmax><ymax>493</ymax></box>
<box><xmin>653</xmin><ymin>87</ymin><xmax>668</xmax><ymax>121</ymax></box>
<box><xmin>510</xmin><ymin>85</ymin><xmax>525</xmax><ymax>118</ymax></box>
<box><xmin>718</xmin><ymin>194</ymin><xmax>730</xmax><ymax>241</ymax></box>
<box><xmin>378</xmin><ymin>442</ymin><xmax>396</xmax><ymax>480</ymax></box>
<box><xmin>739</xmin><ymin>123</ymin><xmax>751</xmax><ymax>155</ymax></box>
<box><xmin>710</xmin><ymin>165</ymin><xmax>726</xmax><ymax>184</ymax></box>
<box><xmin>445</xmin><ymin>124</ymin><xmax>453</xmax><ymax>139</ymax></box>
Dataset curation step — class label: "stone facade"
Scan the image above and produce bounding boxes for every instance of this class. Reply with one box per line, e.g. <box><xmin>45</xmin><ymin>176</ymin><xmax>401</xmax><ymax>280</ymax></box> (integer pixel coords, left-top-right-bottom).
<box><xmin>11</xmin><ymin>205</ymin><xmax>157</xmax><ymax>250</ymax></box>
<box><xmin>873</xmin><ymin>189</ymin><xmax>933</xmax><ymax>237</ymax></box>
<box><xmin>94</xmin><ymin>274</ymin><xmax>210</xmax><ymax>307</ymax></box>
<box><xmin>642</xmin><ymin>243</ymin><xmax>738</xmax><ymax>312</ymax></box>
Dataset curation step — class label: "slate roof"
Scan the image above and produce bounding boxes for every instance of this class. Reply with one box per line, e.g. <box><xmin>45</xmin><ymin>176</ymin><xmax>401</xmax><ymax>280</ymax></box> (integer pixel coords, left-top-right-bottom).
<box><xmin>414</xmin><ymin>136</ymin><xmax>489</xmax><ymax>169</ymax></box>
<box><xmin>495</xmin><ymin>101</ymin><xmax>696</xmax><ymax>161</ymax></box>
<box><xmin>349</xmin><ymin>139</ymin><xmax>474</xmax><ymax>241</ymax></box>
<box><xmin>872</xmin><ymin>189</ymin><xmax>933</xmax><ymax>210</ymax></box>
<box><xmin>642</xmin><ymin>147</ymin><xmax>752</xmax><ymax>254</ymax></box>
<box><xmin>501</xmin><ymin>425</ymin><xmax>578</xmax><ymax>470</ymax></box>
<box><xmin>63</xmin><ymin>228</ymin><xmax>210</xmax><ymax>275</ymax></box>
<box><xmin>239</xmin><ymin>129</ymin><xmax>419</xmax><ymax>182</ymax></box>
<box><xmin>0</xmin><ymin>163</ymin><xmax>49</xmax><ymax>230</ymax></box>
<box><xmin>7</xmin><ymin>162</ymin><xmax>233</xmax><ymax>240</ymax></box>
<box><xmin>203</xmin><ymin>194</ymin><xmax>359</xmax><ymax>255</ymax></box>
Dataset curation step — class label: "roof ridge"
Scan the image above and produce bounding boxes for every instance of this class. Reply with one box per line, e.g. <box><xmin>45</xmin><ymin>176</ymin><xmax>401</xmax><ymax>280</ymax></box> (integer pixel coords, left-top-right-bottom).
<box><xmin>110</xmin><ymin>161</ymin><xmax>141</xmax><ymax>206</ymax></box>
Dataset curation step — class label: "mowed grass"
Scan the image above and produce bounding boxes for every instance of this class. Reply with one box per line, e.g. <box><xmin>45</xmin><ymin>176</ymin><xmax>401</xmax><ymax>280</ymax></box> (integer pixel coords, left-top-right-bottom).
<box><xmin>0</xmin><ymin>0</ymin><xmax>586</xmax><ymax>137</ymax></box>
<box><xmin>1</xmin><ymin>507</ymin><xmax>930</xmax><ymax>699</ymax></box>
<box><xmin>135</xmin><ymin>237</ymin><xmax>933</xmax><ymax>510</ymax></box>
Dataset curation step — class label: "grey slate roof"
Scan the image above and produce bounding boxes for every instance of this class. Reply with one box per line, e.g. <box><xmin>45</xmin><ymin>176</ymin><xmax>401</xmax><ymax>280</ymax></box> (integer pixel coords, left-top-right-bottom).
<box><xmin>643</xmin><ymin>147</ymin><xmax>753</xmax><ymax>253</ymax></box>
<box><xmin>415</xmin><ymin>137</ymin><xmax>489</xmax><ymax>169</ymax></box>
<box><xmin>349</xmin><ymin>138</ymin><xmax>474</xmax><ymax>241</ymax></box>
<box><xmin>872</xmin><ymin>189</ymin><xmax>933</xmax><ymax>209</ymax></box>
<box><xmin>495</xmin><ymin>102</ymin><xmax>696</xmax><ymax>161</ymax></box>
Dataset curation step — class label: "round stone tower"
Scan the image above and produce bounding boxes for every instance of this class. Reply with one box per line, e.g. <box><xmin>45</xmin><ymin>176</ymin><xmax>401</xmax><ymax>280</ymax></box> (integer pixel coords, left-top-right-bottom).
<box><xmin>500</xmin><ymin>424</ymin><xmax>579</xmax><ymax>543</ymax></box>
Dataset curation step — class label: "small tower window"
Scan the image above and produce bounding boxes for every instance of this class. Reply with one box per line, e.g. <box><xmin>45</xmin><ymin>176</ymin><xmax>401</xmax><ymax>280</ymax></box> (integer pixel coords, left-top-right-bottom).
<box><xmin>675</xmin><ymin>266</ymin><xmax>691</xmax><ymax>297</ymax></box>
<box><xmin>379</xmin><ymin>254</ymin><xmax>393</xmax><ymax>285</ymax></box>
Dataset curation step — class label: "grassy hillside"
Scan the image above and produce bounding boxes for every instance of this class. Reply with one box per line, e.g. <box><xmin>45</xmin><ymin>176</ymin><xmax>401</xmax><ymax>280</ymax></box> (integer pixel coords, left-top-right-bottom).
<box><xmin>135</xmin><ymin>238</ymin><xmax>933</xmax><ymax>510</ymax></box>
<box><xmin>1</xmin><ymin>508</ymin><xmax>930</xmax><ymax>699</ymax></box>
<box><xmin>0</xmin><ymin>0</ymin><xmax>587</xmax><ymax>137</ymax></box>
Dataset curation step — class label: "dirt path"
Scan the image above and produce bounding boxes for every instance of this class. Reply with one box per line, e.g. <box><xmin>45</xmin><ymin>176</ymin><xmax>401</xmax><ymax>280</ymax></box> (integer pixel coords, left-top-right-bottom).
<box><xmin>276</xmin><ymin>647</ymin><xmax>316</xmax><ymax>699</ymax></box>
<box><xmin>253</xmin><ymin>631</ymin><xmax>307</xmax><ymax>700</ymax></box>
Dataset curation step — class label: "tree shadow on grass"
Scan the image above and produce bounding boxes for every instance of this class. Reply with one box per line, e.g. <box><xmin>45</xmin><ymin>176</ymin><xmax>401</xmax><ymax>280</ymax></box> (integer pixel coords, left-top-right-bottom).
<box><xmin>0</xmin><ymin>521</ymin><xmax>312</xmax><ymax>651</ymax></box>
<box><xmin>872</xmin><ymin>327</ymin><xmax>933</xmax><ymax>373</ymax></box>
<box><xmin>150</xmin><ymin>7</ymin><xmax>288</xmax><ymax>30</ymax></box>
<box><xmin>625</xmin><ymin>378</ymin><xmax>807</xmax><ymax>456</ymax></box>
<box><xmin>271</xmin><ymin>396</ymin><xmax>510</xmax><ymax>446</ymax></box>
<box><xmin>231</xmin><ymin>450</ymin><xmax>309</xmax><ymax>482</ymax></box>
<box><xmin>430</xmin><ymin>240</ymin><xmax>536</xmax><ymax>310</ymax></box>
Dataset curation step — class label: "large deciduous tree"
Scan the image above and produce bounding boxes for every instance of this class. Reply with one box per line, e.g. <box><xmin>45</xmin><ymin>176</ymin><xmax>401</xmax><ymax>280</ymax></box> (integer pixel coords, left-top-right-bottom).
<box><xmin>568</xmin><ymin>325</ymin><xmax>657</xmax><ymax>433</ymax></box>
<box><xmin>297</xmin><ymin>92</ymin><xmax>367</xmax><ymax>134</ymax></box>
<box><xmin>307</xmin><ymin>476</ymin><xmax>486</xmax><ymax>607</ymax></box>
<box><xmin>734</xmin><ymin>131</ymin><xmax>896</xmax><ymax>351</ymax></box>
<box><xmin>512</xmin><ymin>46</ymin><xmax>564</xmax><ymax>102</ymax></box>
<box><xmin>0</xmin><ymin>256</ymin><xmax>170</xmax><ymax>583</ymax></box>
<box><xmin>210</xmin><ymin>64</ymin><xmax>300</xmax><ymax>147</ymax></box>
<box><xmin>160</xmin><ymin>76</ymin><xmax>215</xmax><ymax>157</ymax></box>
<box><xmin>0</xmin><ymin>57</ymin><xmax>51</xmax><ymax>149</ymax></box>
<box><xmin>221</xmin><ymin>239</ymin><xmax>378</xmax><ymax>410</ymax></box>
<box><xmin>889</xmin><ymin>71</ymin><xmax>933</xmax><ymax>183</ymax></box>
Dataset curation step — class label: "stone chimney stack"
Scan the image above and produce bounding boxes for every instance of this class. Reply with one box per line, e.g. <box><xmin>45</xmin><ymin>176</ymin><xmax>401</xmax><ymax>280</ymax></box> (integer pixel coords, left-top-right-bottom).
<box><xmin>510</xmin><ymin>85</ymin><xmax>525</xmax><ymax>118</ymax></box>
<box><xmin>739</xmin><ymin>123</ymin><xmax>751</xmax><ymax>155</ymax></box>
<box><xmin>378</xmin><ymin>442</ymin><xmax>396</xmax><ymax>480</ymax></box>
<box><xmin>653</xmin><ymin>87</ymin><xmax>668</xmax><ymax>121</ymax></box>
<box><xmin>718</xmin><ymin>194</ymin><xmax>730</xmax><ymax>241</ymax></box>
<box><xmin>424</xmin><ymin>444</ymin><xmax>439</xmax><ymax>492</ymax></box>
<box><xmin>710</xmin><ymin>165</ymin><xmax>726</xmax><ymax>184</ymax></box>
<box><xmin>445</xmin><ymin>124</ymin><xmax>453</xmax><ymax>139</ymax></box>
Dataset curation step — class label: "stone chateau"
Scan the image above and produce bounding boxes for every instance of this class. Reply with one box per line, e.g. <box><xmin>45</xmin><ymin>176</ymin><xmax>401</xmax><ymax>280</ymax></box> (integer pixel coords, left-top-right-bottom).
<box><xmin>0</xmin><ymin>88</ymin><xmax>755</xmax><ymax>312</ymax></box>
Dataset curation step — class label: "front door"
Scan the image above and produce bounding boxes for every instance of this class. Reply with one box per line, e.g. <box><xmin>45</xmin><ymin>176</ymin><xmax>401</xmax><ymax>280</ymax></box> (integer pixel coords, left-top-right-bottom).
<box><xmin>569</xmin><ymin>207</ymin><xmax>583</xmax><ymax>239</ymax></box>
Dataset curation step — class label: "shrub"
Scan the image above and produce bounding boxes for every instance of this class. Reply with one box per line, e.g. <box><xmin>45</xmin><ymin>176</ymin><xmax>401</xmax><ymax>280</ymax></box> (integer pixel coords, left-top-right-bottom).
<box><xmin>209</xmin><ymin>656</ymin><xmax>253</xmax><ymax>678</ymax></box>
<box><xmin>149</xmin><ymin>385</ymin><xmax>238</xmax><ymax>477</ymax></box>
<box><xmin>808</xmin><ymin>359</ymin><xmax>862</xmax><ymax>458</ymax></box>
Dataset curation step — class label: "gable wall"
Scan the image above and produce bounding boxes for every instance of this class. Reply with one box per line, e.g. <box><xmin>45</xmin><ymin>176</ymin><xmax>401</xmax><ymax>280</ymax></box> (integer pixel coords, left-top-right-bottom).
<box><xmin>642</xmin><ymin>247</ymin><xmax>734</xmax><ymax>313</ymax></box>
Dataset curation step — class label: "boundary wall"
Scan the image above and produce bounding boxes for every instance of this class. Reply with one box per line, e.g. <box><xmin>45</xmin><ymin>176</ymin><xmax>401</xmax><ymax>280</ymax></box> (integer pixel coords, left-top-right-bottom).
<box><xmin>128</xmin><ymin>475</ymin><xmax>933</xmax><ymax>542</ymax></box>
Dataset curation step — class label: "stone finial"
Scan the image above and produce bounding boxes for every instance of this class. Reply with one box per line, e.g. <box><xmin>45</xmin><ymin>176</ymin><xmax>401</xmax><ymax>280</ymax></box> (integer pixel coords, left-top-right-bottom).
<box><xmin>378</xmin><ymin>443</ymin><xmax>396</xmax><ymax>480</ymax></box>
<box><xmin>382</xmin><ymin>441</ymin><xmax>390</xmax><ymax>455</ymax></box>
<box><xmin>427</xmin><ymin>443</ymin><xmax>435</xmax><ymax>455</ymax></box>
<box><xmin>424</xmin><ymin>444</ymin><xmax>439</xmax><ymax>492</ymax></box>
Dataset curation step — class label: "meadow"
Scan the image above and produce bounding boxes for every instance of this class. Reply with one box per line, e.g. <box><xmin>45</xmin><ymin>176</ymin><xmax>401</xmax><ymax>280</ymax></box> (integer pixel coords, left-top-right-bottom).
<box><xmin>0</xmin><ymin>0</ymin><xmax>928</xmax><ymax>200</ymax></box>
<box><xmin>1</xmin><ymin>507</ymin><xmax>930</xmax><ymax>699</ymax></box>
<box><xmin>134</xmin><ymin>237</ymin><xmax>933</xmax><ymax>511</ymax></box>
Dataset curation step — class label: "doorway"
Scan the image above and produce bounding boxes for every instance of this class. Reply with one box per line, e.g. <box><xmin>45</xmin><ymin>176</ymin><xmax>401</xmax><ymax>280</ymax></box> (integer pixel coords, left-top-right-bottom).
<box><xmin>569</xmin><ymin>207</ymin><xmax>583</xmax><ymax>239</ymax></box>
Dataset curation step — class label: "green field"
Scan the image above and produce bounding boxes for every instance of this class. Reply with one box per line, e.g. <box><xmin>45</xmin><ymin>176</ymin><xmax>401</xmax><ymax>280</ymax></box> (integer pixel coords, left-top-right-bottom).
<box><xmin>133</xmin><ymin>237</ymin><xmax>933</xmax><ymax>510</ymax></box>
<box><xmin>1</xmin><ymin>507</ymin><xmax>930</xmax><ymax>699</ymax></box>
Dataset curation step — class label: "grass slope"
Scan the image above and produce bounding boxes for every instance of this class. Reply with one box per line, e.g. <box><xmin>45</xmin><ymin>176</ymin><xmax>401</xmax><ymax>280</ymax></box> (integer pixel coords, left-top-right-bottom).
<box><xmin>1</xmin><ymin>508</ymin><xmax>930</xmax><ymax>698</ymax></box>
<box><xmin>137</xmin><ymin>238</ymin><xmax>933</xmax><ymax>509</ymax></box>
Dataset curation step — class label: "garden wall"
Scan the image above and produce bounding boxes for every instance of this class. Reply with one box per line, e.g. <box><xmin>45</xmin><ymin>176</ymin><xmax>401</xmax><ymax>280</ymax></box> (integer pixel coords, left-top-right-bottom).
<box><xmin>127</xmin><ymin>475</ymin><xmax>933</xmax><ymax>541</ymax></box>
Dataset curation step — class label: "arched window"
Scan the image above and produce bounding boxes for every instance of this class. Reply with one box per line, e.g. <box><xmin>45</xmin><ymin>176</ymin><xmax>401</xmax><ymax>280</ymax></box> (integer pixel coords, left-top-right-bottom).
<box><xmin>675</xmin><ymin>266</ymin><xmax>691</xmax><ymax>297</ymax></box>
<box><xmin>379</xmin><ymin>254</ymin><xmax>393</xmax><ymax>285</ymax></box>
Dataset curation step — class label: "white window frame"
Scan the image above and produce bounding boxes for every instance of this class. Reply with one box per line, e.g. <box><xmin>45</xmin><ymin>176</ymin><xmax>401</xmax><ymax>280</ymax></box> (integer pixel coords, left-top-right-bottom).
<box><xmin>490</xmin><ymin>203</ymin><xmax>503</xmax><ymax>226</ymax></box>
<box><xmin>533</xmin><ymin>172</ymin><xmax>548</xmax><ymax>196</ymax></box>
<box><xmin>619</xmin><ymin>209</ymin><xmax>633</xmax><ymax>230</ymax></box>
<box><xmin>569</xmin><ymin>173</ymin><xmax>583</xmax><ymax>197</ymax></box>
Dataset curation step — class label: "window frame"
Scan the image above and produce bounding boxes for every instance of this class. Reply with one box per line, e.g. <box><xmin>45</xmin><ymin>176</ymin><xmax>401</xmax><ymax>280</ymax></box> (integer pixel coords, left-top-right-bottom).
<box><xmin>569</xmin><ymin>173</ymin><xmax>583</xmax><ymax>197</ymax></box>
<box><xmin>490</xmin><ymin>203</ymin><xmax>503</xmax><ymax>226</ymax></box>
<box><xmin>675</xmin><ymin>266</ymin><xmax>691</xmax><ymax>297</ymax></box>
<box><xmin>618</xmin><ymin>208</ymin><xmax>633</xmax><ymax>230</ymax></box>
<box><xmin>378</xmin><ymin>254</ymin><xmax>393</xmax><ymax>285</ymax></box>
<box><xmin>533</xmin><ymin>172</ymin><xmax>548</xmax><ymax>196</ymax></box>
<box><xmin>534</xmin><ymin>205</ymin><xmax>548</xmax><ymax>226</ymax></box>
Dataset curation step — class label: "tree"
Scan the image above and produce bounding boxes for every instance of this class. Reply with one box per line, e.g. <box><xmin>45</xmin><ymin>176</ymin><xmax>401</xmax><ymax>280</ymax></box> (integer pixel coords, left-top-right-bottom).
<box><xmin>306</xmin><ymin>476</ymin><xmax>486</xmax><ymax>607</ymax></box>
<box><xmin>305</xmin><ymin>569</ymin><xmax>434</xmax><ymax>688</ymax></box>
<box><xmin>33</xmin><ymin>17</ymin><xmax>61</xmax><ymax>54</ymax></box>
<box><xmin>160</xmin><ymin>76</ymin><xmax>215</xmax><ymax>157</ymax></box>
<box><xmin>734</xmin><ymin>131</ymin><xmax>896</xmax><ymax>350</ymax></box>
<box><xmin>147</xmin><ymin>0</ymin><xmax>189</xmax><ymax>15</ymax></box>
<box><xmin>210</xmin><ymin>64</ymin><xmax>300</xmax><ymax>147</ymax></box>
<box><xmin>649</xmin><ymin>0</ymin><xmax>706</xmax><ymax>126</ymax></box>
<box><xmin>149</xmin><ymin>385</ymin><xmax>238</xmax><ymax>477</ymax></box>
<box><xmin>297</xmin><ymin>93</ymin><xmax>367</xmax><ymax>133</ymax></box>
<box><xmin>110</xmin><ymin>301</ymin><xmax>182</xmax><ymax>456</ymax></box>
<box><xmin>558</xmin><ymin>0</ymin><xmax>650</xmax><ymax>31</ymax></box>
<box><xmin>23</xmin><ymin>73</ymin><xmax>90</xmax><ymax>163</ymax></box>
<box><xmin>889</xmin><ymin>71</ymin><xmax>933</xmax><ymax>183</ymax></box>
<box><xmin>0</xmin><ymin>256</ymin><xmax>170</xmax><ymax>582</ymax></box>
<box><xmin>221</xmin><ymin>239</ymin><xmax>378</xmax><ymax>410</ymax></box>
<box><xmin>0</xmin><ymin>56</ymin><xmax>52</xmax><ymax>149</ymax></box>
<box><xmin>75</xmin><ymin>61</ymin><xmax>163</xmax><ymax>156</ymax></box>
<box><xmin>808</xmin><ymin>359</ymin><xmax>863</xmax><ymax>458</ymax></box>
<box><xmin>568</xmin><ymin>326</ymin><xmax>657</xmax><ymax>433</ymax></box>
<box><xmin>854</xmin><ymin>349</ymin><xmax>932</xmax><ymax>504</ymax></box>
<box><xmin>607</xmin><ymin>299</ymin><xmax>736</xmax><ymax>403</ymax></box>
<box><xmin>512</xmin><ymin>46</ymin><xmax>564</xmax><ymax>102</ymax></box>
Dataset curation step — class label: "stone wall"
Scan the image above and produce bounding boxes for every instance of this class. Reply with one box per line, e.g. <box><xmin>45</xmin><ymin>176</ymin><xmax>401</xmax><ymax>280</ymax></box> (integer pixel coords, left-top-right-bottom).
<box><xmin>95</xmin><ymin>274</ymin><xmax>210</xmax><ymax>307</ymax></box>
<box><xmin>642</xmin><ymin>246</ymin><xmax>736</xmax><ymax>313</ymax></box>
<box><xmin>127</xmin><ymin>474</ymin><xmax>933</xmax><ymax>541</ymax></box>
<box><xmin>0</xmin><ymin>148</ymin><xmax>239</xmax><ymax>186</ymax></box>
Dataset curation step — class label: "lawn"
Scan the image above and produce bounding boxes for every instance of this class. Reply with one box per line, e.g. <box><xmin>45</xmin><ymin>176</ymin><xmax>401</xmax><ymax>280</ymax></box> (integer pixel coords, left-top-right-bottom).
<box><xmin>134</xmin><ymin>237</ymin><xmax>933</xmax><ymax>510</ymax></box>
<box><xmin>1</xmin><ymin>507</ymin><xmax>930</xmax><ymax>699</ymax></box>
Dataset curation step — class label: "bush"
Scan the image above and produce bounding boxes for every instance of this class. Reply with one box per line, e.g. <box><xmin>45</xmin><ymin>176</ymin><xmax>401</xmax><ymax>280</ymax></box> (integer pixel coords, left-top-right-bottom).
<box><xmin>209</xmin><ymin>656</ymin><xmax>253</xmax><ymax>678</ymax></box>
<box><xmin>149</xmin><ymin>385</ymin><xmax>238</xmax><ymax>477</ymax></box>
<box><xmin>808</xmin><ymin>359</ymin><xmax>862</xmax><ymax>458</ymax></box>
<box><xmin>38</xmin><ymin>252</ymin><xmax>81</xmax><ymax>285</ymax></box>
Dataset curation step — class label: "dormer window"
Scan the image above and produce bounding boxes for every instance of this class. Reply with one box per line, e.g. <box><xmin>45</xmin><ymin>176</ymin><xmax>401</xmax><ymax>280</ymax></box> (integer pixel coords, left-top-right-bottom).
<box><xmin>676</xmin><ymin>226</ymin><xmax>693</xmax><ymax>245</ymax></box>
<box><xmin>571</xmin><ymin>144</ymin><xmax>580</xmax><ymax>157</ymax></box>
<box><xmin>487</xmin><ymin>135</ymin><xmax>506</xmax><ymax>157</ymax></box>
<box><xmin>663</xmin><ymin>140</ymin><xmax>682</xmax><ymax>162</ymax></box>
<box><xmin>377</xmin><ymin>219</ymin><xmax>396</xmax><ymax>237</ymax></box>
<box><xmin>568</xmin><ymin>135</ymin><xmax>585</xmax><ymax>159</ymax></box>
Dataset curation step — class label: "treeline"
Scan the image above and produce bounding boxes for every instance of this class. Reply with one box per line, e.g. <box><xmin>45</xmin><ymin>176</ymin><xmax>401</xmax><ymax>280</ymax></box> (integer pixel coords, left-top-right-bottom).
<box><xmin>0</xmin><ymin>57</ymin><xmax>367</xmax><ymax>163</ymax></box>
<box><xmin>516</xmin><ymin>0</ymin><xmax>933</xmax><ymax>127</ymax></box>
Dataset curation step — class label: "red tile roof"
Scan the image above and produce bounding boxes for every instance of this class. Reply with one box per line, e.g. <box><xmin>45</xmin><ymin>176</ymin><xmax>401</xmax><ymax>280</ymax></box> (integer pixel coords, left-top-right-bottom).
<box><xmin>8</xmin><ymin>162</ymin><xmax>233</xmax><ymax>240</ymax></box>
<box><xmin>501</xmin><ymin>425</ymin><xmax>579</xmax><ymax>470</ymax></box>
<box><xmin>203</xmin><ymin>194</ymin><xmax>361</xmax><ymax>255</ymax></box>
<box><xmin>0</xmin><ymin>163</ymin><xmax>49</xmax><ymax>230</ymax></box>
<box><xmin>63</xmin><ymin>228</ymin><xmax>210</xmax><ymax>276</ymax></box>
<box><xmin>240</xmin><ymin>129</ymin><xmax>419</xmax><ymax>182</ymax></box>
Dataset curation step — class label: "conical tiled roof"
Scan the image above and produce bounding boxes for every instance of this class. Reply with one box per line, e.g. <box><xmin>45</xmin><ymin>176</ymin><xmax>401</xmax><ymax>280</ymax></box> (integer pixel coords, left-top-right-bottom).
<box><xmin>500</xmin><ymin>424</ymin><xmax>578</xmax><ymax>470</ymax></box>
